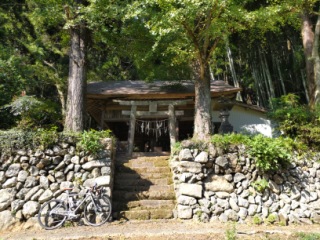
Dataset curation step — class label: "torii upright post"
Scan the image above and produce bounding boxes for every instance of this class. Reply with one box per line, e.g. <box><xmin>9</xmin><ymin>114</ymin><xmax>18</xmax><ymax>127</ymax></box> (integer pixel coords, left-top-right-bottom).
<box><xmin>168</xmin><ymin>104</ymin><xmax>177</xmax><ymax>149</ymax></box>
<box><xmin>128</xmin><ymin>104</ymin><xmax>137</xmax><ymax>156</ymax></box>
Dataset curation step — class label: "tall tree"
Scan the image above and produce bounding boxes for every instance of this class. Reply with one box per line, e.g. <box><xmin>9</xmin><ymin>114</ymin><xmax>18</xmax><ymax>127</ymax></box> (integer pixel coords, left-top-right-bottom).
<box><xmin>299</xmin><ymin>0</ymin><xmax>320</xmax><ymax>108</ymax></box>
<box><xmin>0</xmin><ymin>0</ymin><xmax>68</xmax><ymax>128</ymax></box>
<box><xmin>128</xmin><ymin>0</ymin><xmax>287</xmax><ymax>139</ymax></box>
<box><xmin>63</xmin><ymin>2</ymin><xmax>88</xmax><ymax>132</ymax></box>
<box><xmin>25</xmin><ymin>0</ymin><xmax>127</xmax><ymax>131</ymax></box>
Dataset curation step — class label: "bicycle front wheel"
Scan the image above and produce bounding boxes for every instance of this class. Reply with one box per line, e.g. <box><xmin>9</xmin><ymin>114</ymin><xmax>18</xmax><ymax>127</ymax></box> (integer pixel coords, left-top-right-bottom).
<box><xmin>37</xmin><ymin>199</ymin><xmax>67</xmax><ymax>230</ymax></box>
<box><xmin>84</xmin><ymin>195</ymin><xmax>112</xmax><ymax>226</ymax></box>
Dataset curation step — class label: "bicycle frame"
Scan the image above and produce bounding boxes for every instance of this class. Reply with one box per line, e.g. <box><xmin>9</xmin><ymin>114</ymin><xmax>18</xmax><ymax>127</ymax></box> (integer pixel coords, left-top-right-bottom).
<box><xmin>52</xmin><ymin>189</ymin><xmax>99</xmax><ymax>220</ymax></box>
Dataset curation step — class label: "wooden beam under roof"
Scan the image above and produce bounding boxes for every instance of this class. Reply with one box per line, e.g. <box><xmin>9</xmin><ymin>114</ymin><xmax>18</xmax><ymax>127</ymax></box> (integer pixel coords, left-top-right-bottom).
<box><xmin>113</xmin><ymin>99</ymin><xmax>191</xmax><ymax>106</ymax></box>
<box><xmin>122</xmin><ymin>110</ymin><xmax>184</xmax><ymax>117</ymax></box>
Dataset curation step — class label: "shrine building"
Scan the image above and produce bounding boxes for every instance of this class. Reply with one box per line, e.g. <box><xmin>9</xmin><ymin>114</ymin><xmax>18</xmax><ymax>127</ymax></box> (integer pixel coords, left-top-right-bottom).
<box><xmin>86</xmin><ymin>80</ymin><xmax>243</xmax><ymax>156</ymax></box>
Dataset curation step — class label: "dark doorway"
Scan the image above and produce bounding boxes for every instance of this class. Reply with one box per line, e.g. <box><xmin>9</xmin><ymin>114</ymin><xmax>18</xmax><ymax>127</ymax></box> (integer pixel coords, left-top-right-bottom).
<box><xmin>178</xmin><ymin>120</ymin><xmax>193</xmax><ymax>140</ymax></box>
<box><xmin>134</xmin><ymin>119</ymin><xmax>170</xmax><ymax>152</ymax></box>
<box><xmin>106</xmin><ymin>122</ymin><xmax>129</xmax><ymax>141</ymax></box>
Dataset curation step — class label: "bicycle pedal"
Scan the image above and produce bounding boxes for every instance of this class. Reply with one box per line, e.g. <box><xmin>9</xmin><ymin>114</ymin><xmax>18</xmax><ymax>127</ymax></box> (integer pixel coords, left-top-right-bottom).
<box><xmin>70</xmin><ymin>215</ymin><xmax>80</xmax><ymax>220</ymax></box>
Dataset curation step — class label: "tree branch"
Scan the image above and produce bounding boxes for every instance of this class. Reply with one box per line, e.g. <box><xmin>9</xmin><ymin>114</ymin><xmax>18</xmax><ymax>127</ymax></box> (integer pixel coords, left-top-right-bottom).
<box><xmin>181</xmin><ymin>21</ymin><xmax>202</xmax><ymax>60</ymax></box>
<box><xmin>205</xmin><ymin>37</ymin><xmax>220</xmax><ymax>63</ymax></box>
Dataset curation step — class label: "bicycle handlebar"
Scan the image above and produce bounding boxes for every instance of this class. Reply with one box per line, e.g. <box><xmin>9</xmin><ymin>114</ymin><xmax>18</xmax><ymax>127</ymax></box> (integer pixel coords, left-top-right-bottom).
<box><xmin>62</xmin><ymin>183</ymin><xmax>100</xmax><ymax>194</ymax></box>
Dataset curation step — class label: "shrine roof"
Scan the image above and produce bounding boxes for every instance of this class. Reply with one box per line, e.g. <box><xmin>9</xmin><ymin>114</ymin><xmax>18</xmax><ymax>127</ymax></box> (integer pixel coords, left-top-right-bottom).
<box><xmin>87</xmin><ymin>80</ymin><xmax>241</xmax><ymax>99</ymax></box>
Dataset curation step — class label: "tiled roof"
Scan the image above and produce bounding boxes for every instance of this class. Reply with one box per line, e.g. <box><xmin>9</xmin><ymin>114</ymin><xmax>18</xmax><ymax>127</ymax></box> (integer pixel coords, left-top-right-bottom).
<box><xmin>87</xmin><ymin>80</ymin><xmax>241</xmax><ymax>97</ymax></box>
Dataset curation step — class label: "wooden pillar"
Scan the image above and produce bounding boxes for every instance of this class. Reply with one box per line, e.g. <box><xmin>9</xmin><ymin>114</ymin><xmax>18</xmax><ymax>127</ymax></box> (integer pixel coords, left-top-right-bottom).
<box><xmin>128</xmin><ymin>104</ymin><xmax>137</xmax><ymax>156</ymax></box>
<box><xmin>168</xmin><ymin>104</ymin><xmax>177</xmax><ymax>149</ymax></box>
<box><xmin>100</xmin><ymin>109</ymin><xmax>105</xmax><ymax>129</ymax></box>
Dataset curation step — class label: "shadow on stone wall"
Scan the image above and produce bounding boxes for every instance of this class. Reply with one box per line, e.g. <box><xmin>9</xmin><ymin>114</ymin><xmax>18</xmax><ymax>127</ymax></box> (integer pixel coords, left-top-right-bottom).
<box><xmin>0</xmin><ymin>138</ymin><xmax>114</xmax><ymax>230</ymax></box>
<box><xmin>171</xmin><ymin>143</ymin><xmax>320</xmax><ymax>225</ymax></box>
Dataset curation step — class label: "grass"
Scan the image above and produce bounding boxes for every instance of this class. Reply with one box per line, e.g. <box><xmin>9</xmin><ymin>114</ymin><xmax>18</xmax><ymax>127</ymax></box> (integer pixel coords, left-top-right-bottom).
<box><xmin>225</xmin><ymin>223</ymin><xmax>237</xmax><ymax>240</ymax></box>
<box><xmin>294</xmin><ymin>232</ymin><xmax>320</xmax><ymax>240</ymax></box>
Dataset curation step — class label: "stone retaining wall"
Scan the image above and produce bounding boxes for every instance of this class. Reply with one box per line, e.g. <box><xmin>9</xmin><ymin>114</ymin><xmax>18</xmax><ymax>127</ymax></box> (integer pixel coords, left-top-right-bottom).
<box><xmin>171</xmin><ymin>141</ymin><xmax>320</xmax><ymax>225</ymax></box>
<box><xmin>0</xmin><ymin>137</ymin><xmax>114</xmax><ymax>230</ymax></box>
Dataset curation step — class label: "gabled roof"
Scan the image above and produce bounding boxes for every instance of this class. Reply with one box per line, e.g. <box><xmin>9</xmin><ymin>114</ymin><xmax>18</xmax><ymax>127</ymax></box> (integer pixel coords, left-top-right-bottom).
<box><xmin>234</xmin><ymin>101</ymin><xmax>267</xmax><ymax>113</ymax></box>
<box><xmin>87</xmin><ymin>80</ymin><xmax>241</xmax><ymax>100</ymax></box>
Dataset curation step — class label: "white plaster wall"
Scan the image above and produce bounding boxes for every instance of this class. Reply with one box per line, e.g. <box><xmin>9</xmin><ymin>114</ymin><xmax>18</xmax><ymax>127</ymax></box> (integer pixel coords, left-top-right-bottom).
<box><xmin>212</xmin><ymin>105</ymin><xmax>273</xmax><ymax>137</ymax></box>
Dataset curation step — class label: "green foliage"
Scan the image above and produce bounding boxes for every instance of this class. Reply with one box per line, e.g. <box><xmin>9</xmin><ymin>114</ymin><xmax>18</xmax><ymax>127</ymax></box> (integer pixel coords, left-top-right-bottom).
<box><xmin>225</xmin><ymin>223</ymin><xmax>237</xmax><ymax>240</ymax></box>
<box><xmin>266</xmin><ymin>214</ymin><xmax>277</xmax><ymax>224</ymax></box>
<box><xmin>295</xmin><ymin>232</ymin><xmax>320</xmax><ymax>240</ymax></box>
<box><xmin>77</xmin><ymin>129</ymin><xmax>113</xmax><ymax>155</ymax></box>
<box><xmin>211</xmin><ymin>133</ymin><xmax>250</xmax><ymax>150</ymax></box>
<box><xmin>248</xmin><ymin>135</ymin><xmax>292</xmax><ymax>171</ymax></box>
<box><xmin>34</xmin><ymin>127</ymin><xmax>59</xmax><ymax>149</ymax></box>
<box><xmin>269</xmin><ymin>94</ymin><xmax>312</xmax><ymax>137</ymax></box>
<box><xmin>171</xmin><ymin>142</ymin><xmax>182</xmax><ymax>155</ymax></box>
<box><xmin>211</xmin><ymin>133</ymin><xmax>293</xmax><ymax>172</ymax></box>
<box><xmin>5</xmin><ymin>96</ymin><xmax>61</xmax><ymax>129</ymax></box>
<box><xmin>187</xmin><ymin>138</ymin><xmax>209</xmax><ymax>151</ymax></box>
<box><xmin>251</xmin><ymin>178</ymin><xmax>269</xmax><ymax>193</ymax></box>
<box><xmin>0</xmin><ymin>130</ymin><xmax>37</xmax><ymax>153</ymax></box>
<box><xmin>0</xmin><ymin>129</ymin><xmax>74</xmax><ymax>153</ymax></box>
<box><xmin>269</xmin><ymin>94</ymin><xmax>320</xmax><ymax>150</ymax></box>
<box><xmin>0</xmin><ymin>1</ymin><xmax>67</xmax><ymax>130</ymax></box>
<box><xmin>252</xmin><ymin>215</ymin><xmax>263</xmax><ymax>225</ymax></box>
<box><xmin>0</xmin><ymin>129</ymin><xmax>112</xmax><ymax>154</ymax></box>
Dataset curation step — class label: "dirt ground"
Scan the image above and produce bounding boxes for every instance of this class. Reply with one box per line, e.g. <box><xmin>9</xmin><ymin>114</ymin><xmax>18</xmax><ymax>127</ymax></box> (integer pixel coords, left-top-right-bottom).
<box><xmin>1</xmin><ymin>219</ymin><xmax>320</xmax><ymax>240</ymax></box>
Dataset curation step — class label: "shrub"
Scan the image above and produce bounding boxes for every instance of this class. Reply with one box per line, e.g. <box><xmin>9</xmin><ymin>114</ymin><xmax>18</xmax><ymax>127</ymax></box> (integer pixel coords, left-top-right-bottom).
<box><xmin>0</xmin><ymin>130</ymin><xmax>35</xmax><ymax>153</ymax></box>
<box><xmin>0</xmin><ymin>129</ymin><xmax>113</xmax><ymax>154</ymax></box>
<box><xmin>0</xmin><ymin>129</ymin><xmax>72</xmax><ymax>153</ymax></box>
<box><xmin>251</xmin><ymin>178</ymin><xmax>269</xmax><ymax>193</ymax></box>
<box><xmin>77</xmin><ymin>129</ymin><xmax>112</xmax><ymax>155</ymax></box>
<box><xmin>211</xmin><ymin>133</ymin><xmax>293</xmax><ymax>172</ymax></box>
<box><xmin>248</xmin><ymin>135</ymin><xmax>292</xmax><ymax>171</ymax></box>
<box><xmin>34</xmin><ymin>127</ymin><xmax>59</xmax><ymax>149</ymax></box>
<box><xmin>268</xmin><ymin>94</ymin><xmax>320</xmax><ymax>151</ymax></box>
<box><xmin>5</xmin><ymin>95</ymin><xmax>61</xmax><ymax>129</ymax></box>
<box><xmin>211</xmin><ymin>133</ymin><xmax>250</xmax><ymax>150</ymax></box>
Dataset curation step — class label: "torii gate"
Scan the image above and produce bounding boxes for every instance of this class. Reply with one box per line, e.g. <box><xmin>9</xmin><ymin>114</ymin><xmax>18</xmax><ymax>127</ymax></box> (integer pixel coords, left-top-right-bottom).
<box><xmin>114</xmin><ymin>99</ymin><xmax>189</xmax><ymax>156</ymax></box>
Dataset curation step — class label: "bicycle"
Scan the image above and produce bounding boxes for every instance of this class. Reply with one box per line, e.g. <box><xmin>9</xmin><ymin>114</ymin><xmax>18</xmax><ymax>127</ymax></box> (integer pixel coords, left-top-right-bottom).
<box><xmin>37</xmin><ymin>183</ymin><xmax>112</xmax><ymax>230</ymax></box>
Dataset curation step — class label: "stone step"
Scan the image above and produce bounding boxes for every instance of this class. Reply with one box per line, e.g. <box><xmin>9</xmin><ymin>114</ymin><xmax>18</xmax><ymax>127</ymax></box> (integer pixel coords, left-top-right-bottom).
<box><xmin>113</xmin><ymin>200</ymin><xmax>176</xmax><ymax>211</ymax></box>
<box><xmin>114</xmin><ymin>209</ymin><xmax>174</xmax><ymax>220</ymax></box>
<box><xmin>114</xmin><ymin>172</ymin><xmax>172</xmax><ymax>180</ymax></box>
<box><xmin>115</xmin><ymin>156</ymin><xmax>170</xmax><ymax>165</ymax></box>
<box><xmin>116</xmin><ymin>152</ymin><xmax>170</xmax><ymax>159</ymax></box>
<box><xmin>114</xmin><ymin>184</ymin><xmax>174</xmax><ymax>192</ymax></box>
<box><xmin>113</xmin><ymin>190</ymin><xmax>176</xmax><ymax>201</ymax></box>
<box><xmin>116</xmin><ymin>166</ymin><xmax>171</xmax><ymax>174</ymax></box>
<box><xmin>117</xmin><ymin>160</ymin><xmax>170</xmax><ymax>168</ymax></box>
<box><xmin>113</xmin><ymin>154</ymin><xmax>175</xmax><ymax>220</ymax></box>
<box><xmin>114</xmin><ymin>177</ymin><xmax>172</xmax><ymax>187</ymax></box>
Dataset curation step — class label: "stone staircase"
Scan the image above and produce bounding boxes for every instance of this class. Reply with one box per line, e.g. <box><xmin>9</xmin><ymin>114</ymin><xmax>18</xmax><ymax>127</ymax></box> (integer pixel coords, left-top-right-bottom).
<box><xmin>113</xmin><ymin>153</ymin><xmax>176</xmax><ymax>220</ymax></box>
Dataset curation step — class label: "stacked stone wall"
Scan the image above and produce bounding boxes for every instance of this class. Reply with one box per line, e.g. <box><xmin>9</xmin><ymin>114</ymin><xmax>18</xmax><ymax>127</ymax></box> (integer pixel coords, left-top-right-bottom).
<box><xmin>0</xmin><ymin>137</ymin><xmax>114</xmax><ymax>230</ymax></box>
<box><xmin>171</xmin><ymin>142</ymin><xmax>320</xmax><ymax>224</ymax></box>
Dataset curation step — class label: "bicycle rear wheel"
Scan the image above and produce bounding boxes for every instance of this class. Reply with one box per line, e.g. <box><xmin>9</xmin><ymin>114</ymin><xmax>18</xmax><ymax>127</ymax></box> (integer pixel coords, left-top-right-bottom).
<box><xmin>84</xmin><ymin>195</ymin><xmax>112</xmax><ymax>226</ymax></box>
<box><xmin>38</xmin><ymin>199</ymin><xmax>67</xmax><ymax>230</ymax></box>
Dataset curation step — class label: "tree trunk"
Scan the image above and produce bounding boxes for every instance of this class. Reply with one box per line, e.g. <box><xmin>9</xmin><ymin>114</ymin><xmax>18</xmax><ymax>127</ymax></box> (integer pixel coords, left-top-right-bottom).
<box><xmin>43</xmin><ymin>61</ymin><xmax>67</xmax><ymax>117</ymax></box>
<box><xmin>260</xmin><ymin>48</ymin><xmax>275</xmax><ymax>100</ymax></box>
<box><xmin>301</xmin><ymin>70</ymin><xmax>310</xmax><ymax>102</ymax></box>
<box><xmin>193</xmin><ymin>59</ymin><xmax>212</xmax><ymax>140</ymax></box>
<box><xmin>227</xmin><ymin>45</ymin><xmax>242</xmax><ymax>101</ymax></box>
<box><xmin>64</xmin><ymin>25</ymin><xmax>87</xmax><ymax>132</ymax></box>
<box><xmin>301</xmin><ymin>11</ymin><xmax>316</xmax><ymax>107</ymax></box>
<box><xmin>56</xmin><ymin>83</ymin><xmax>66</xmax><ymax>117</ymax></box>
<box><xmin>274</xmin><ymin>56</ymin><xmax>287</xmax><ymax>95</ymax></box>
<box><xmin>312</xmin><ymin>12</ymin><xmax>320</xmax><ymax>106</ymax></box>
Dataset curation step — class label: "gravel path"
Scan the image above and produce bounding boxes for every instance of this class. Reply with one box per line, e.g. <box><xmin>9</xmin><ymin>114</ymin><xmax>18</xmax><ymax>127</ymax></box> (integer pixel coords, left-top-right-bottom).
<box><xmin>1</xmin><ymin>219</ymin><xmax>320</xmax><ymax>240</ymax></box>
